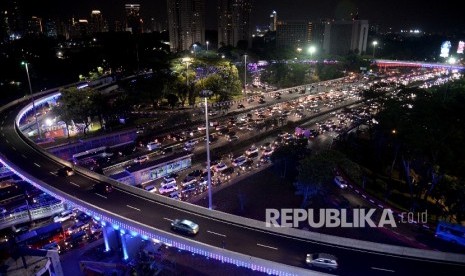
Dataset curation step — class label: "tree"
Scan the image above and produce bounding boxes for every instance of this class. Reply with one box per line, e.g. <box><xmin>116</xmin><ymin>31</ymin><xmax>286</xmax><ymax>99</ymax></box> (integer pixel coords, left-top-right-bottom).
<box><xmin>56</xmin><ymin>87</ymin><xmax>96</xmax><ymax>136</ymax></box>
<box><xmin>166</xmin><ymin>93</ymin><xmax>179</xmax><ymax>108</ymax></box>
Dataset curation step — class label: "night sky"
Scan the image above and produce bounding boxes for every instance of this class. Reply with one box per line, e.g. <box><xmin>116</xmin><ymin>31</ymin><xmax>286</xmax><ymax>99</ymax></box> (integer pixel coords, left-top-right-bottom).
<box><xmin>20</xmin><ymin>0</ymin><xmax>464</xmax><ymax>33</ymax></box>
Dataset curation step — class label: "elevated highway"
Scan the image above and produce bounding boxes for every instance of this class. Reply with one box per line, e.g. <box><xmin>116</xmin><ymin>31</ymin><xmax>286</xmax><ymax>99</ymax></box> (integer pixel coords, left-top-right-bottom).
<box><xmin>1</xmin><ymin>83</ymin><xmax>464</xmax><ymax>276</ymax></box>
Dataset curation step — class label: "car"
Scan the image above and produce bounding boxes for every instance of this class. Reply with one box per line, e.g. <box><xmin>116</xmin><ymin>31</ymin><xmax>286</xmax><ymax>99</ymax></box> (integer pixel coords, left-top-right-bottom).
<box><xmin>93</xmin><ymin>182</ymin><xmax>113</xmax><ymax>194</ymax></box>
<box><xmin>208</xmin><ymin>111</ymin><xmax>219</xmax><ymax>116</ymax></box>
<box><xmin>188</xmin><ymin>170</ymin><xmax>203</xmax><ymax>177</ymax></box>
<box><xmin>228</xmin><ymin>135</ymin><xmax>239</xmax><ymax>142</ymax></box>
<box><xmin>159</xmin><ymin>183</ymin><xmax>178</xmax><ymax>194</ymax></box>
<box><xmin>134</xmin><ymin>155</ymin><xmax>149</xmax><ymax>163</ymax></box>
<box><xmin>185</xmin><ymin>140</ymin><xmax>198</xmax><ymax>147</ymax></box>
<box><xmin>232</xmin><ymin>155</ymin><xmax>247</xmax><ymax>167</ymax></box>
<box><xmin>53</xmin><ymin>210</ymin><xmax>75</xmax><ymax>223</ymax></box>
<box><xmin>306</xmin><ymin>253</ymin><xmax>338</xmax><ymax>271</ymax></box>
<box><xmin>262</xmin><ymin>147</ymin><xmax>274</xmax><ymax>156</ymax></box>
<box><xmin>168</xmin><ymin>191</ymin><xmax>180</xmax><ymax>200</ymax></box>
<box><xmin>220</xmin><ymin>167</ymin><xmax>235</xmax><ymax>176</ymax></box>
<box><xmin>57</xmin><ymin>167</ymin><xmax>74</xmax><ymax>177</ymax></box>
<box><xmin>164</xmin><ymin>173</ymin><xmax>178</xmax><ymax>180</ymax></box>
<box><xmin>197</xmin><ymin>125</ymin><xmax>207</xmax><ymax>131</ymax></box>
<box><xmin>334</xmin><ymin>176</ymin><xmax>348</xmax><ymax>189</ymax></box>
<box><xmin>41</xmin><ymin>242</ymin><xmax>61</xmax><ymax>253</ymax></box>
<box><xmin>258</xmin><ymin>99</ymin><xmax>266</xmax><ymax>104</ymax></box>
<box><xmin>237</xmin><ymin>104</ymin><xmax>245</xmax><ymax>109</ymax></box>
<box><xmin>147</xmin><ymin>141</ymin><xmax>162</xmax><ymax>151</ymax></box>
<box><xmin>214</xmin><ymin>162</ymin><xmax>228</xmax><ymax>172</ymax></box>
<box><xmin>181</xmin><ymin>176</ymin><xmax>197</xmax><ymax>187</ymax></box>
<box><xmin>161</xmin><ymin>177</ymin><xmax>177</xmax><ymax>186</ymax></box>
<box><xmin>239</xmin><ymin>160</ymin><xmax>254</xmax><ymax>171</ymax></box>
<box><xmin>171</xmin><ymin>219</ymin><xmax>199</xmax><ymax>235</ymax></box>
<box><xmin>75</xmin><ymin>212</ymin><xmax>92</xmax><ymax>223</ymax></box>
<box><xmin>246</xmin><ymin>146</ymin><xmax>258</xmax><ymax>156</ymax></box>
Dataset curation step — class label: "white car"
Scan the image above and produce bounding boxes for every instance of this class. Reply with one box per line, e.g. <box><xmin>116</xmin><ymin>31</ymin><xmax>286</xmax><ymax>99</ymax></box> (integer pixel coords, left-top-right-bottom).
<box><xmin>232</xmin><ymin>156</ymin><xmax>247</xmax><ymax>167</ymax></box>
<box><xmin>159</xmin><ymin>183</ymin><xmax>178</xmax><ymax>194</ymax></box>
<box><xmin>306</xmin><ymin>253</ymin><xmax>338</xmax><ymax>271</ymax></box>
<box><xmin>162</xmin><ymin>178</ymin><xmax>177</xmax><ymax>186</ymax></box>
<box><xmin>181</xmin><ymin>176</ymin><xmax>197</xmax><ymax>187</ymax></box>
<box><xmin>53</xmin><ymin>210</ymin><xmax>74</xmax><ymax>223</ymax></box>
<box><xmin>214</xmin><ymin>162</ymin><xmax>228</xmax><ymax>172</ymax></box>
<box><xmin>334</xmin><ymin>176</ymin><xmax>348</xmax><ymax>189</ymax></box>
<box><xmin>185</xmin><ymin>140</ymin><xmax>198</xmax><ymax>148</ymax></box>
<box><xmin>245</xmin><ymin>146</ymin><xmax>258</xmax><ymax>156</ymax></box>
<box><xmin>134</xmin><ymin>155</ymin><xmax>148</xmax><ymax>163</ymax></box>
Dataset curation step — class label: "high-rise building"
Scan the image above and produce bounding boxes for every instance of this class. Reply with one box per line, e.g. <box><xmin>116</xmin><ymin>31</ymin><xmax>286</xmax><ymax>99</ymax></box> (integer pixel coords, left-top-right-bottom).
<box><xmin>218</xmin><ymin>0</ymin><xmax>252</xmax><ymax>48</ymax></box>
<box><xmin>269</xmin><ymin>10</ymin><xmax>277</xmax><ymax>31</ymax></box>
<box><xmin>26</xmin><ymin>16</ymin><xmax>42</xmax><ymax>36</ymax></box>
<box><xmin>90</xmin><ymin>10</ymin><xmax>106</xmax><ymax>33</ymax></box>
<box><xmin>44</xmin><ymin>19</ymin><xmax>57</xmax><ymax>38</ymax></box>
<box><xmin>125</xmin><ymin>4</ymin><xmax>143</xmax><ymax>34</ymax></box>
<box><xmin>167</xmin><ymin>0</ymin><xmax>205</xmax><ymax>52</ymax></box>
<box><xmin>276</xmin><ymin>20</ymin><xmax>312</xmax><ymax>49</ymax></box>
<box><xmin>4</xmin><ymin>0</ymin><xmax>24</xmax><ymax>40</ymax></box>
<box><xmin>321</xmin><ymin>19</ymin><xmax>369</xmax><ymax>55</ymax></box>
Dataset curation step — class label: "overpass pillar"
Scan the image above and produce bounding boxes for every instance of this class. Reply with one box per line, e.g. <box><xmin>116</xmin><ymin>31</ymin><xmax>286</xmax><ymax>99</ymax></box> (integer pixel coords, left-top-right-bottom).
<box><xmin>102</xmin><ymin>225</ymin><xmax>118</xmax><ymax>252</ymax></box>
<box><xmin>120</xmin><ymin>232</ymin><xmax>145</xmax><ymax>260</ymax></box>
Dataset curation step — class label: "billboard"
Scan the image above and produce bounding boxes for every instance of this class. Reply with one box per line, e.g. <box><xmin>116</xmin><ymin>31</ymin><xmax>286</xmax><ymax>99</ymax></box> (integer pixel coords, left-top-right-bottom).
<box><xmin>440</xmin><ymin>41</ymin><xmax>451</xmax><ymax>58</ymax></box>
<box><xmin>457</xmin><ymin>41</ymin><xmax>464</xmax><ymax>54</ymax></box>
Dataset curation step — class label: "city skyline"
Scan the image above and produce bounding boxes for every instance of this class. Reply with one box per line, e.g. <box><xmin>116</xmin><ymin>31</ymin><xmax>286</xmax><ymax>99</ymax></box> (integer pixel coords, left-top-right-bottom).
<box><xmin>14</xmin><ymin>0</ymin><xmax>465</xmax><ymax>33</ymax></box>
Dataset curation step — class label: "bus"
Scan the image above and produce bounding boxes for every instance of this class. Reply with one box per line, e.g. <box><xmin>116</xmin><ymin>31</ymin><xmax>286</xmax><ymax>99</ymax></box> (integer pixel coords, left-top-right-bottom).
<box><xmin>72</xmin><ymin>146</ymin><xmax>110</xmax><ymax>165</ymax></box>
<box><xmin>16</xmin><ymin>222</ymin><xmax>64</xmax><ymax>249</ymax></box>
<box><xmin>435</xmin><ymin>221</ymin><xmax>465</xmax><ymax>247</ymax></box>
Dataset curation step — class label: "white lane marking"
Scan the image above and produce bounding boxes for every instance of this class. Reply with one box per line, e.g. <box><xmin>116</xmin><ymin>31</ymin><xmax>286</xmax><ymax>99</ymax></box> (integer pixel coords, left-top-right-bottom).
<box><xmin>21</xmin><ymin>154</ymin><xmax>27</xmax><ymax>158</ymax></box>
<box><xmin>69</xmin><ymin>181</ymin><xmax>80</xmax><ymax>187</ymax></box>
<box><xmin>95</xmin><ymin>193</ymin><xmax>107</xmax><ymax>199</ymax></box>
<box><xmin>0</xmin><ymin>127</ymin><xmax>2</xmax><ymax>130</ymax></box>
<box><xmin>11</xmin><ymin>146</ymin><xmax>16</xmax><ymax>151</ymax></box>
<box><xmin>5</xmin><ymin>139</ymin><xmax>9</xmax><ymax>143</ymax></box>
<box><xmin>50</xmin><ymin>171</ymin><xmax>57</xmax><ymax>176</ymax></box>
<box><xmin>207</xmin><ymin>230</ymin><xmax>227</xmax><ymax>237</ymax></box>
<box><xmin>163</xmin><ymin>217</ymin><xmax>173</xmax><ymax>222</ymax></box>
<box><xmin>34</xmin><ymin>163</ymin><xmax>41</xmax><ymax>167</ymax></box>
<box><xmin>1</xmin><ymin>133</ymin><xmax>4</xmax><ymax>137</ymax></box>
<box><xmin>371</xmin><ymin>267</ymin><xmax>395</xmax><ymax>273</ymax></box>
<box><xmin>257</xmin><ymin>243</ymin><xmax>278</xmax><ymax>250</ymax></box>
<box><xmin>126</xmin><ymin>205</ymin><xmax>141</xmax><ymax>211</ymax></box>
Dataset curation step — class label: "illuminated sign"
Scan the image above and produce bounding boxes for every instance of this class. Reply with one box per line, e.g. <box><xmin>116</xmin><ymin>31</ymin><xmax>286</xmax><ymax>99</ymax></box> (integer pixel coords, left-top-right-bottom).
<box><xmin>440</xmin><ymin>41</ymin><xmax>451</xmax><ymax>58</ymax></box>
<box><xmin>457</xmin><ymin>41</ymin><xmax>464</xmax><ymax>54</ymax></box>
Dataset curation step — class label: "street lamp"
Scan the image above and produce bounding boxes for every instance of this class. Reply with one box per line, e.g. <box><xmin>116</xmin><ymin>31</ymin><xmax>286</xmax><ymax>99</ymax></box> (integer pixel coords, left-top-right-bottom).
<box><xmin>193</xmin><ymin>44</ymin><xmax>198</xmax><ymax>57</ymax></box>
<box><xmin>243</xmin><ymin>54</ymin><xmax>247</xmax><ymax>95</ymax></box>
<box><xmin>200</xmin><ymin>89</ymin><xmax>214</xmax><ymax>210</ymax></box>
<box><xmin>372</xmin><ymin>41</ymin><xmax>378</xmax><ymax>59</ymax></box>
<box><xmin>21</xmin><ymin>61</ymin><xmax>42</xmax><ymax>139</ymax></box>
<box><xmin>308</xmin><ymin>45</ymin><xmax>316</xmax><ymax>60</ymax></box>
<box><xmin>206</xmin><ymin>41</ymin><xmax>209</xmax><ymax>51</ymax></box>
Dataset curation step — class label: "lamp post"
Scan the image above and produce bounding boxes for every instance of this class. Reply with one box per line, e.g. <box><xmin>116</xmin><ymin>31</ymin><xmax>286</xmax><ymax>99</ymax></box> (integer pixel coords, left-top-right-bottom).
<box><xmin>308</xmin><ymin>45</ymin><xmax>316</xmax><ymax>60</ymax></box>
<box><xmin>200</xmin><ymin>90</ymin><xmax>214</xmax><ymax>210</ymax></box>
<box><xmin>193</xmin><ymin>44</ymin><xmax>197</xmax><ymax>57</ymax></box>
<box><xmin>372</xmin><ymin>41</ymin><xmax>378</xmax><ymax>59</ymax></box>
<box><xmin>21</xmin><ymin>61</ymin><xmax>42</xmax><ymax>139</ymax></box>
<box><xmin>206</xmin><ymin>41</ymin><xmax>209</xmax><ymax>51</ymax></box>
<box><xmin>243</xmin><ymin>54</ymin><xmax>247</xmax><ymax>95</ymax></box>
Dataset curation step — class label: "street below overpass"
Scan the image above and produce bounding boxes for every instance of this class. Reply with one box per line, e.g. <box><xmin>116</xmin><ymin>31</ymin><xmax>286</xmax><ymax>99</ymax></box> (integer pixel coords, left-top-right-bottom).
<box><xmin>1</xmin><ymin>97</ymin><xmax>464</xmax><ymax>276</ymax></box>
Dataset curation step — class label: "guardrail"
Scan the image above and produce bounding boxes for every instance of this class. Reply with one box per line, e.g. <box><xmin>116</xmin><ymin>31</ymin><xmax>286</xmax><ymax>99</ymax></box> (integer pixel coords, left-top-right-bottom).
<box><xmin>0</xmin><ymin>201</ymin><xmax>65</xmax><ymax>230</ymax></box>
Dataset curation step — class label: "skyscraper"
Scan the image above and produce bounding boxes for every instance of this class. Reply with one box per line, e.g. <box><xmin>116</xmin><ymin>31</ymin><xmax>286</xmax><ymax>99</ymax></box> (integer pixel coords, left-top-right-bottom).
<box><xmin>90</xmin><ymin>10</ymin><xmax>106</xmax><ymax>34</ymax></box>
<box><xmin>269</xmin><ymin>10</ymin><xmax>277</xmax><ymax>32</ymax></box>
<box><xmin>26</xmin><ymin>16</ymin><xmax>42</xmax><ymax>36</ymax></box>
<box><xmin>321</xmin><ymin>19</ymin><xmax>369</xmax><ymax>55</ymax></box>
<box><xmin>276</xmin><ymin>20</ymin><xmax>312</xmax><ymax>49</ymax></box>
<box><xmin>167</xmin><ymin>0</ymin><xmax>205</xmax><ymax>52</ymax></box>
<box><xmin>218</xmin><ymin>0</ymin><xmax>252</xmax><ymax>48</ymax></box>
<box><xmin>125</xmin><ymin>4</ymin><xmax>142</xmax><ymax>34</ymax></box>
